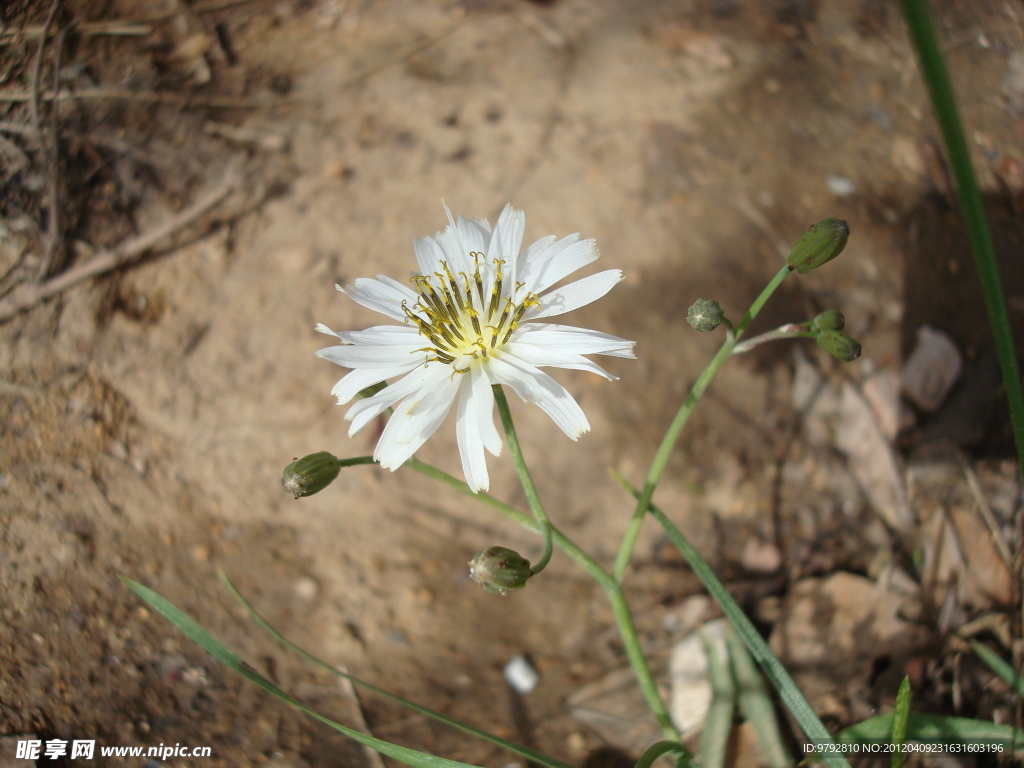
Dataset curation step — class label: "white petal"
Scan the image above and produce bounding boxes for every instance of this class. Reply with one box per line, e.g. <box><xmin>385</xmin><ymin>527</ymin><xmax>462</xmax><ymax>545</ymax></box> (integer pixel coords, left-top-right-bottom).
<box><xmin>331</xmin><ymin>325</ymin><xmax>423</xmax><ymax>346</ymax></box>
<box><xmin>456</xmin><ymin>367</ymin><xmax>498</xmax><ymax>492</ymax></box>
<box><xmin>488</xmin><ymin>355</ymin><xmax>591</xmax><ymax>440</ymax></box>
<box><xmin>414</xmin><ymin>236</ymin><xmax>445</xmax><ymax>275</ymax></box>
<box><xmin>513</xmin><ymin>324</ymin><xmax>636</xmax><ymax>358</ymax></box>
<box><xmin>517</xmin><ymin>237</ymin><xmax>599</xmax><ymax>295</ymax></box>
<box><xmin>345</xmin><ymin>363</ymin><xmax>437</xmax><ymax>435</ymax></box>
<box><xmin>531</xmin><ymin>269</ymin><xmax>623</xmax><ymax>318</ymax></box>
<box><xmin>456</xmin><ymin>215</ymin><xmax>491</xmax><ymax>256</ymax></box>
<box><xmin>342</xmin><ymin>278</ymin><xmax>418</xmax><ymax>322</ymax></box>
<box><xmin>488</xmin><ymin>205</ymin><xmax>526</xmax><ymax>282</ymax></box>
<box><xmin>330</xmin><ymin>364</ymin><xmax>421</xmax><ymax>405</ymax></box>
<box><xmin>374</xmin><ymin>370</ymin><xmax>461</xmax><ymax>469</ymax></box>
<box><xmin>316</xmin><ymin>343</ymin><xmax>424</xmax><ymax>369</ymax></box>
<box><xmin>503</xmin><ymin>341</ymin><xmax>616</xmax><ymax>380</ymax></box>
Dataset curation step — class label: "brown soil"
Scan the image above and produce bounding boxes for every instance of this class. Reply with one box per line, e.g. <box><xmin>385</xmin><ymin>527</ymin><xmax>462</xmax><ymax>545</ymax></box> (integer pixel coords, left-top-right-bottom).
<box><xmin>2</xmin><ymin>1</ymin><xmax>1023</xmax><ymax>767</ymax></box>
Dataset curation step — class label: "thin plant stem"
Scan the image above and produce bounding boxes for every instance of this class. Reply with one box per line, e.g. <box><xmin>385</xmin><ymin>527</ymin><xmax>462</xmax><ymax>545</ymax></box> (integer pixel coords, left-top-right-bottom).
<box><xmin>402</xmin><ymin>456</ymin><xmax>684</xmax><ymax>746</ymax></box>
<box><xmin>613</xmin><ymin>263</ymin><xmax>791</xmax><ymax>581</ymax></box>
<box><xmin>492</xmin><ymin>385</ymin><xmax>553</xmax><ymax>574</ymax></box>
<box><xmin>613</xmin><ymin>472</ymin><xmax>850</xmax><ymax>768</ymax></box>
<box><xmin>732</xmin><ymin>325</ymin><xmax>816</xmax><ymax>355</ymax></box>
<box><xmin>901</xmin><ymin>0</ymin><xmax>1024</xmax><ymax>477</ymax></box>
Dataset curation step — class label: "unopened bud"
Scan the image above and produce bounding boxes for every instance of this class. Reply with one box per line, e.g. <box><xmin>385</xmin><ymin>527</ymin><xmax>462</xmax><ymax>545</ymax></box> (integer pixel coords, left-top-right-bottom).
<box><xmin>812</xmin><ymin>309</ymin><xmax>845</xmax><ymax>332</ymax></box>
<box><xmin>787</xmin><ymin>218</ymin><xmax>849</xmax><ymax>274</ymax></box>
<box><xmin>687</xmin><ymin>299</ymin><xmax>725</xmax><ymax>332</ymax></box>
<box><xmin>816</xmin><ymin>330</ymin><xmax>862</xmax><ymax>363</ymax></box>
<box><xmin>468</xmin><ymin>546</ymin><xmax>532</xmax><ymax>595</ymax></box>
<box><xmin>282</xmin><ymin>451</ymin><xmax>342</xmax><ymax>498</ymax></box>
<box><xmin>356</xmin><ymin>382</ymin><xmax>387</xmax><ymax>399</ymax></box>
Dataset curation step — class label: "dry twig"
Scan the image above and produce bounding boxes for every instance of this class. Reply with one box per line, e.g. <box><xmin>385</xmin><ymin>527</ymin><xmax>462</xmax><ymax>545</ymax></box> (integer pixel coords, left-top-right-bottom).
<box><xmin>0</xmin><ymin>168</ymin><xmax>239</xmax><ymax>323</ymax></box>
<box><xmin>0</xmin><ymin>87</ymin><xmax>282</xmax><ymax>109</ymax></box>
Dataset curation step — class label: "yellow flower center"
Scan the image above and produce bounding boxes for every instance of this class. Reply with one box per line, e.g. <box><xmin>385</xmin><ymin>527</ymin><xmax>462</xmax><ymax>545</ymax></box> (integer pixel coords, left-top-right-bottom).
<box><xmin>404</xmin><ymin>253</ymin><xmax>538</xmax><ymax>372</ymax></box>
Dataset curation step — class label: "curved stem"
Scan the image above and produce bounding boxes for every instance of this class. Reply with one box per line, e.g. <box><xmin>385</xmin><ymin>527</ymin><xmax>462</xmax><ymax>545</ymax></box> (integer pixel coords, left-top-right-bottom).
<box><xmin>401</xmin><ymin>456</ymin><xmax>679</xmax><ymax>741</ymax></box>
<box><xmin>493</xmin><ymin>385</ymin><xmax>553</xmax><ymax>574</ymax></box>
<box><xmin>613</xmin><ymin>264</ymin><xmax>791</xmax><ymax>582</ymax></box>
<box><xmin>634</xmin><ymin>741</ymin><xmax>693</xmax><ymax>768</ymax></box>
<box><xmin>731</xmin><ymin>325</ymin><xmax>816</xmax><ymax>355</ymax></box>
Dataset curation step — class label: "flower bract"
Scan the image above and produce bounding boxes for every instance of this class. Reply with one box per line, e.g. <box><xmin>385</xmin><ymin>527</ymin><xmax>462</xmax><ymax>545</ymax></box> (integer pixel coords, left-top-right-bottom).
<box><xmin>316</xmin><ymin>204</ymin><xmax>635</xmax><ymax>492</ymax></box>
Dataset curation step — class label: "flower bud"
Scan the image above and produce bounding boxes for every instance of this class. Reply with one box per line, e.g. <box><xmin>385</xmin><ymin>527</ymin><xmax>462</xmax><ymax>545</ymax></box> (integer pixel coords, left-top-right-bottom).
<box><xmin>282</xmin><ymin>451</ymin><xmax>342</xmax><ymax>498</ymax></box>
<box><xmin>468</xmin><ymin>546</ymin><xmax>532</xmax><ymax>595</ymax></box>
<box><xmin>687</xmin><ymin>299</ymin><xmax>725</xmax><ymax>332</ymax></box>
<box><xmin>812</xmin><ymin>309</ymin><xmax>845</xmax><ymax>332</ymax></box>
<box><xmin>786</xmin><ymin>218</ymin><xmax>849</xmax><ymax>274</ymax></box>
<box><xmin>816</xmin><ymin>330</ymin><xmax>862</xmax><ymax>363</ymax></box>
<box><xmin>357</xmin><ymin>382</ymin><xmax>388</xmax><ymax>399</ymax></box>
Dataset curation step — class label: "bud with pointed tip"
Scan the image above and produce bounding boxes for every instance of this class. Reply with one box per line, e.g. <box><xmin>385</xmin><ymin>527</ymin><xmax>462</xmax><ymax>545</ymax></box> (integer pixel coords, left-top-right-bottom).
<box><xmin>687</xmin><ymin>299</ymin><xmax>725</xmax><ymax>332</ymax></box>
<box><xmin>816</xmin><ymin>329</ymin><xmax>862</xmax><ymax>363</ymax></box>
<box><xmin>282</xmin><ymin>451</ymin><xmax>342</xmax><ymax>498</ymax></box>
<box><xmin>812</xmin><ymin>309</ymin><xmax>845</xmax><ymax>332</ymax></box>
<box><xmin>468</xmin><ymin>546</ymin><xmax>532</xmax><ymax>595</ymax></box>
<box><xmin>787</xmin><ymin>218</ymin><xmax>849</xmax><ymax>274</ymax></box>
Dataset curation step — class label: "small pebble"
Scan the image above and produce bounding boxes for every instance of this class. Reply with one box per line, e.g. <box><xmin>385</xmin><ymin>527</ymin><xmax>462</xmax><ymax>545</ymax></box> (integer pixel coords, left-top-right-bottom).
<box><xmin>827</xmin><ymin>175</ymin><xmax>856</xmax><ymax>196</ymax></box>
<box><xmin>504</xmin><ymin>654</ymin><xmax>539</xmax><ymax>694</ymax></box>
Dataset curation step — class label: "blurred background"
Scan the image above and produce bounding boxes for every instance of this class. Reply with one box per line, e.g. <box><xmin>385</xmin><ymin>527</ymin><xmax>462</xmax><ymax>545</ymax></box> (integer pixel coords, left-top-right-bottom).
<box><xmin>1</xmin><ymin>1</ymin><xmax>1023</xmax><ymax>766</ymax></box>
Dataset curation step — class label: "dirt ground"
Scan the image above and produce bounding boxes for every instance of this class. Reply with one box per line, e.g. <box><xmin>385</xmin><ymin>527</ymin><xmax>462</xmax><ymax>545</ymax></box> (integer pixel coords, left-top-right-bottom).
<box><xmin>2</xmin><ymin>1</ymin><xmax>1024</xmax><ymax>766</ymax></box>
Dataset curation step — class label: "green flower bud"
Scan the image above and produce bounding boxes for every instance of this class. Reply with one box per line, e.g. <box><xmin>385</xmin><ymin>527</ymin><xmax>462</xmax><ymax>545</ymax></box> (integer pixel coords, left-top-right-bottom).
<box><xmin>468</xmin><ymin>546</ymin><xmax>532</xmax><ymax>595</ymax></box>
<box><xmin>786</xmin><ymin>218</ymin><xmax>849</xmax><ymax>274</ymax></box>
<box><xmin>356</xmin><ymin>382</ymin><xmax>388</xmax><ymax>399</ymax></box>
<box><xmin>816</xmin><ymin>329</ymin><xmax>862</xmax><ymax>363</ymax></box>
<box><xmin>282</xmin><ymin>451</ymin><xmax>342</xmax><ymax>498</ymax></box>
<box><xmin>687</xmin><ymin>299</ymin><xmax>725</xmax><ymax>332</ymax></box>
<box><xmin>812</xmin><ymin>309</ymin><xmax>845</xmax><ymax>332</ymax></box>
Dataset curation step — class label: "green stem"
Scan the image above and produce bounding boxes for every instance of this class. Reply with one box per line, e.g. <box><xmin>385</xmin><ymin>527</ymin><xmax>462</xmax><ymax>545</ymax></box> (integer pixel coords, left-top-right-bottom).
<box><xmin>613</xmin><ymin>264</ymin><xmax>791</xmax><ymax>581</ymax></box>
<box><xmin>402</xmin><ymin>456</ymin><xmax>683</xmax><ymax>744</ymax></box>
<box><xmin>731</xmin><ymin>325</ymin><xmax>816</xmax><ymax>355</ymax></box>
<box><xmin>492</xmin><ymin>385</ymin><xmax>553</xmax><ymax>574</ymax></box>
<box><xmin>614</xmin><ymin>473</ymin><xmax>850</xmax><ymax>768</ymax></box>
<box><xmin>901</xmin><ymin>0</ymin><xmax>1024</xmax><ymax>477</ymax></box>
<box><xmin>634</xmin><ymin>741</ymin><xmax>692</xmax><ymax>768</ymax></box>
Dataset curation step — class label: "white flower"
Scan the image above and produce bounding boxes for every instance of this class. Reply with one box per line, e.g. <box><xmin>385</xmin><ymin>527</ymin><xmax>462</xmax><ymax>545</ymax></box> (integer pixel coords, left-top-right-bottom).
<box><xmin>316</xmin><ymin>204</ymin><xmax>635</xmax><ymax>493</ymax></box>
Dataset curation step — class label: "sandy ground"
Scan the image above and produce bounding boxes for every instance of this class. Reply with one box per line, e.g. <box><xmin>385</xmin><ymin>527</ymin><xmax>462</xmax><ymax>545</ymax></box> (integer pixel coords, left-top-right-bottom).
<box><xmin>2</xmin><ymin>1</ymin><xmax>1024</xmax><ymax>766</ymax></box>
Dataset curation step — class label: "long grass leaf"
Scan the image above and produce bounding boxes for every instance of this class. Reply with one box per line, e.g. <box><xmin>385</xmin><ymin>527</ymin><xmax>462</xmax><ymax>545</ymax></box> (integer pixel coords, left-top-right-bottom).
<box><xmin>970</xmin><ymin>640</ymin><xmax>1024</xmax><ymax>698</ymax></box>
<box><xmin>122</xmin><ymin>578</ymin><xmax>484</xmax><ymax>768</ymax></box>
<box><xmin>724</xmin><ymin>627</ymin><xmax>793</xmax><ymax>768</ymax></box>
<box><xmin>900</xmin><ymin>0</ymin><xmax>1024</xmax><ymax>475</ymax></box>
<box><xmin>612</xmin><ymin>474</ymin><xmax>851</xmax><ymax>768</ymax></box>
<box><xmin>840</xmin><ymin>713</ymin><xmax>1023</xmax><ymax>747</ymax></box>
<box><xmin>890</xmin><ymin>676</ymin><xmax>911</xmax><ymax>768</ymax></box>
<box><xmin>698</xmin><ymin>628</ymin><xmax>735</xmax><ymax>768</ymax></box>
<box><xmin>217</xmin><ymin>572</ymin><xmax>573</xmax><ymax>768</ymax></box>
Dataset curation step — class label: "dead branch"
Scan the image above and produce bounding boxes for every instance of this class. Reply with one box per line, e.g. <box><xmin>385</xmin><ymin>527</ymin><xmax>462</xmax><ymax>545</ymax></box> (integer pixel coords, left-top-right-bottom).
<box><xmin>0</xmin><ymin>87</ymin><xmax>283</xmax><ymax>109</ymax></box>
<box><xmin>0</xmin><ymin>168</ymin><xmax>239</xmax><ymax>323</ymax></box>
<box><xmin>0</xmin><ymin>21</ymin><xmax>152</xmax><ymax>43</ymax></box>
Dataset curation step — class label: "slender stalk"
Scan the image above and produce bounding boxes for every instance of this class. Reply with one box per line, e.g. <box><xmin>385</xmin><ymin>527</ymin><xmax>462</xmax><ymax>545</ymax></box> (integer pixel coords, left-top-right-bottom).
<box><xmin>900</xmin><ymin>0</ymin><xmax>1024</xmax><ymax>477</ymax></box>
<box><xmin>402</xmin><ymin>456</ymin><xmax>683</xmax><ymax>744</ymax></box>
<box><xmin>613</xmin><ymin>264</ymin><xmax>791</xmax><ymax>581</ymax></box>
<box><xmin>493</xmin><ymin>385</ymin><xmax>553</xmax><ymax>574</ymax></box>
<box><xmin>614</xmin><ymin>472</ymin><xmax>850</xmax><ymax>768</ymax></box>
<box><xmin>732</xmin><ymin>325</ymin><xmax>816</xmax><ymax>355</ymax></box>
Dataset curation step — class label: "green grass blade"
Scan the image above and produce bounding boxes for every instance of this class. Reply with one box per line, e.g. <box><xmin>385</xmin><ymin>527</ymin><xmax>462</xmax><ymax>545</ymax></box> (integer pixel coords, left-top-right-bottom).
<box><xmin>217</xmin><ymin>573</ymin><xmax>574</xmax><ymax>768</ymax></box>
<box><xmin>890</xmin><ymin>676</ymin><xmax>911</xmax><ymax>768</ymax></box>
<box><xmin>971</xmin><ymin>640</ymin><xmax>1024</xmax><ymax>698</ymax></box>
<box><xmin>724</xmin><ymin>627</ymin><xmax>793</xmax><ymax>768</ymax></box>
<box><xmin>699</xmin><ymin>628</ymin><xmax>735</xmax><ymax>768</ymax></box>
<box><xmin>634</xmin><ymin>741</ymin><xmax>690</xmax><ymax>768</ymax></box>
<box><xmin>121</xmin><ymin>578</ymin><xmax>485</xmax><ymax>768</ymax></box>
<box><xmin>900</xmin><ymin>0</ymin><xmax>1024</xmax><ymax>476</ymax></box>
<box><xmin>840</xmin><ymin>713</ymin><xmax>1023</xmax><ymax>747</ymax></box>
<box><xmin>611</xmin><ymin>475</ymin><xmax>850</xmax><ymax>768</ymax></box>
